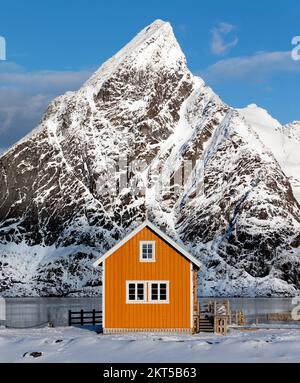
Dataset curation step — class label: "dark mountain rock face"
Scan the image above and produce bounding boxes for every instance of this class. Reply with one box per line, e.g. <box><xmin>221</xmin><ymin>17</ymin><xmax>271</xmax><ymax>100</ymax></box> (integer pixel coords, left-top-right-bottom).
<box><xmin>0</xmin><ymin>20</ymin><xmax>299</xmax><ymax>296</ymax></box>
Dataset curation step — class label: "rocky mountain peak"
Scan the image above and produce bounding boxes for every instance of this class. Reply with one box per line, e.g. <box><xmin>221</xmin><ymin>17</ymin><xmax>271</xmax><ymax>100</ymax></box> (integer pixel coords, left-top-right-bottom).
<box><xmin>83</xmin><ymin>19</ymin><xmax>188</xmax><ymax>94</ymax></box>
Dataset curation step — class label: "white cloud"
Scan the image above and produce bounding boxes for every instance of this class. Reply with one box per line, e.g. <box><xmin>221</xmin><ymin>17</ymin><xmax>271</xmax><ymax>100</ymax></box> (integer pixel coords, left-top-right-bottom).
<box><xmin>201</xmin><ymin>51</ymin><xmax>300</xmax><ymax>83</ymax></box>
<box><xmin>0</xmin><ymin>62</ymin><xmax>94</xmax><ymax>149</ymax></box>
<box><xmin>210</xmin><ymin>22</ymin><xmax>238</xmax><ymax>56</ymax></box>
<box><xmin>0</xmin><ymin>89</ymin><xmax>52</xmax><ymax>134</ymax></box>
<box><xmin>0</xmin><ymin>62</ymin><xmax>93</xmax><ymax>93</ymax></box>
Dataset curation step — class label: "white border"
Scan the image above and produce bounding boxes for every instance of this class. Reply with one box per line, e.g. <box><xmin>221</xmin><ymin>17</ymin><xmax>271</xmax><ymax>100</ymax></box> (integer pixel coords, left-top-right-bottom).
<box><xmin>102</xmin><ymin>259</ymin><xmax>105</xmax><ymax>329</ymax></box>
<box><xmin>148</xmin><ymin>281</ymin><xmax>169</xmax><ymax>304</ymax></box>
<box><xmin>93</xmin><ymin>220</ymin><xmax>201</xmax><ymax>269</ymax></box>
<box><xmin>190</xmin><ymin>262</ymin><xmax>193</xmax><ymax>329</ymax></box>
<box><xmin>139</xmin><ymin>241</ymin><xmax>156</xmax><ymax>262</ymax></box>
<box><xmin>126</xmin><ymin>281</ymin><xmax>147</xmax><ymax>304</ymax></box>
<box><xmin>125</xmin><ymin>280</ymin><xmax>170</xmax><ymax>304</ymax></box>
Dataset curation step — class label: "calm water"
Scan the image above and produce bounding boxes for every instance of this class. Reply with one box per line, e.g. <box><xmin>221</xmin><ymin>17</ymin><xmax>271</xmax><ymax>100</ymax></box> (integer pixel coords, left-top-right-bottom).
<box><xmin>201</xmin><ymin>297</ymin><xmax>295</xmax><ymax>324</ymax></box>
<box><xmin>1</xmin><ymin>297</ymin><xmax>101</xmax><ymax>328</ymax></box>
<box><xmin>0</xmin><ymin>297</ymin><xmax>296</xmax><ymax>328</ymax></box>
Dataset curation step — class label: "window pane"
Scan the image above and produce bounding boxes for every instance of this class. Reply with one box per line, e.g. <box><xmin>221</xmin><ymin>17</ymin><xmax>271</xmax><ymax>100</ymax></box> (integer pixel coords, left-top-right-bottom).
<box><xmin>147</xmin><ymin>244</ymin><xmax>153</xmax><ymax>259</ymax></box>
<box><xmin>137</xmin><ymin>284</ymin><xmax>144</xmax><ymax>300</ymax></box>
<box><xmin>128</xmin><ymin>283</ymin><xmax>136</xmax><ymax>301</ymax></box>
<box><xmin>151</xmin><ymin>291</ymin><xmax>158</xmax><ymax>300</ymax></box>
<box><xmin>151</xmin><ymin>283</ymin><xmax>158</xmax><ymax>300</ymax></box>
<box><xmin>142</xmin><ymin>244</ymin><xmax>148</xmax><ymax>259</ymax></box>
<box><xmin>129</xmin><ymin>284</ymin><xmax>135</xmax><ymax>293</ymax></box>
<box><xmin>160</xmin><ymin>283</ymin><xmax>167</xmax><ymax>300</ymax></box>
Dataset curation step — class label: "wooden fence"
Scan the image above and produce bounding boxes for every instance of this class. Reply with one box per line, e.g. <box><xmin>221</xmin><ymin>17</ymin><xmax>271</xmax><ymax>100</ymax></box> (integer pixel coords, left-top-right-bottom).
<box><xmin>68</xmin><ymin>309</ymin><xmax>102</xmax><ymax>326</ymax></box>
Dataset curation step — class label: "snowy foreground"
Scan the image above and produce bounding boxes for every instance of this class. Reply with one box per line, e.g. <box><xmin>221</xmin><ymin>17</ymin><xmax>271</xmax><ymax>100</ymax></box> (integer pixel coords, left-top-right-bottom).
<box><xmin>1</xmin><ymin>326</ymin><xmax>300</xmax><ymax>363</ymax></box>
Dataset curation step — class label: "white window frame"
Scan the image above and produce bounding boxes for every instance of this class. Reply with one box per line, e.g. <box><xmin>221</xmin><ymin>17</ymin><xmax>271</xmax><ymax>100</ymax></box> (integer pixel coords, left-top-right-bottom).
<box><xmin>148</xmin><ymin>281</ymin><xmax>169</xmax><ymax>304</ymax></box>
<box><xmin>126</xmin><ymin>281</ymin><xmax>147</xmax><ymax>304</ymax></box>
<box><xmin>139</xmin><ymin>241</ymin><xmax>156</xmax><ymax>262</ymax></box>
<box><xmin>126</xmin><ymin>280</ymin><xmax>170</xmax><ymax>304</ymax></box>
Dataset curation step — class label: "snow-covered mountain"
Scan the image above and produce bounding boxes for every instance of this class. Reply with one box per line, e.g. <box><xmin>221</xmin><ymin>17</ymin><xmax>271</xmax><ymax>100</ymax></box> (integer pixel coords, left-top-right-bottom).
<box><xmin>238</xmin><ymin>104</ymin><xmax>300</xmax><ymax>202</ymax></box>
<box><xmin>0</xmin><ymin>20</ymin><xmax>299</xmax><ymax>297</ymax></box>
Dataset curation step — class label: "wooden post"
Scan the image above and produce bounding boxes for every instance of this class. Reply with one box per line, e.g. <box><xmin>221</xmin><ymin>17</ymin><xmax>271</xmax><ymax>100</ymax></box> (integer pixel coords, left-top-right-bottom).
<box><xmin>81</xmin><ymin>309</ymin><xmax>84</xmax><ymax>326</ymax></box>
<box><xmin>214</xmin><ymin>300</ymin><xmax>217</xmax><ymax>316</ymax></box>
<box><xmin>68</xmin><ymin>310</ymin><xmax>72</xmax><ymax>326</ymax></box>
<box><xmin>239</xmin><ymin>311</ymin><xmax>245</xmax><ymax>326</ymax></box>
<box><xmin>227</xmin><ymin>300</ymin><xmax>232</xmax><ymax>325</ymax></box>
<box><xmin>93</xmin><ymin>309</ymin><xmax>96</xmax><ymax>326</ymax></box>
<box><xmin>224</xmin><ymin>318</ymin><xmax>228</xmax><ymax>336</ymax></box>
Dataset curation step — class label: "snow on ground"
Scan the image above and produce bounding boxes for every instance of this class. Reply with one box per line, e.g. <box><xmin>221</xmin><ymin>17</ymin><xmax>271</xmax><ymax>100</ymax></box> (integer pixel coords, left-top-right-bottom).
<box><xmin>0</xmin><ymin>326</ymin><xmax>300</xmax><ymax>363</ymax></box>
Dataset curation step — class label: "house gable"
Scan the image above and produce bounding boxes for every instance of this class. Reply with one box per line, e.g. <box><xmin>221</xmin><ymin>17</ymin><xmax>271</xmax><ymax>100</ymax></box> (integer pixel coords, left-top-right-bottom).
<box><xmin>93</xmin><ymin>220</ymin><xmax>201</xmax><ymax>269</ymax></box>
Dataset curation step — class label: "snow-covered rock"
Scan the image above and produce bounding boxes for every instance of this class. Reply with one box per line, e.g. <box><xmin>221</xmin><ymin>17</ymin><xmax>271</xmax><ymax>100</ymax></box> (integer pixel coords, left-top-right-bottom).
<box><xmin>0</xmin><ymin>20</ymin><xmax>299</xmax><ymax>296</ymax></box>
<box><xmin>238</xmin><ymin>104</ymin><xmax>300</xmax><ymax>203</ymax></box>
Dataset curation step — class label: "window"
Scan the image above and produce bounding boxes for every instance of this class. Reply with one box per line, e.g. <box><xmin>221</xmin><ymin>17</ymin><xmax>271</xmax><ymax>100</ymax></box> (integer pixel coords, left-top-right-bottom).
<box><xmin>140</xmin><ymin>241</ymin><xmax>155</xmax><ymax>262</ymax></box>
<box><xmin>126</xmin><ymin>281</ymin><xmax>169</xmax><ymax>304</ymax></box>
<box><xmin>126</xmin><ymin>282</ymin><xmax>146</xmax><ymax>303</ymax></box>
<box><xmin>149</xmin><ymin>282</ymin><xmax>169</xmax><ymax>303</ymax></box>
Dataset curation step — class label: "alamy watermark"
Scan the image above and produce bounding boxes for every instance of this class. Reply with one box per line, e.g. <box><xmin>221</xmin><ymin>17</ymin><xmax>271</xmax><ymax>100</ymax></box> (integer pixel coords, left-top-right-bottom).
<box><xmin>92</xmin><ymin>156</ymin><xmax>203</xmax><ymax>201</ymax></box>
<box><xmin>0</xmin><ymin>36</ymin><xmax>6</xmax><ymax>60</ymax></box>
<box><xmin>291</xmin><ymin>36</ymin><xmax>300</xmax><ymax>61</ymax></box>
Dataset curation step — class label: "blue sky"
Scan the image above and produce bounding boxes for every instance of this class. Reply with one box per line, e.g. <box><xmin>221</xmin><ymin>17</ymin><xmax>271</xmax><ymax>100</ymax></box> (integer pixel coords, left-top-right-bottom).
<box><xmin>0</xmin><ymin>0</ymin><xmax>300</xmax><ymax>151</ymax></box>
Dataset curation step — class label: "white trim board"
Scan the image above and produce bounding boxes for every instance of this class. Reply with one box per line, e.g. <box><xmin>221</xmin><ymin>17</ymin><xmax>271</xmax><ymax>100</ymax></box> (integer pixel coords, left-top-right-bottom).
<box><xmin>102</xmin><ymin>259</ymin><xmax>105</xmax><ymax>328</ymax></box>
<box><xmin>190</xmin><ymin>262</ymin><xmax>193</xmax><ymax>329</ymax></box>
<box><xmin>93</xmin><ymin>220</ymin><xmax>201</xmax><ymax>269</ymax></box>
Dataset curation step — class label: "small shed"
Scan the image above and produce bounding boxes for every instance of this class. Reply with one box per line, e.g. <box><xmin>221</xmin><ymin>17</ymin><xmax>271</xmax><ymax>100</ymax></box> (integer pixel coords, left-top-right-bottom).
<box><xmin>93</xmin><ymin>220</ymin><xmax>201</xmax><ymax>334</ymax></box>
